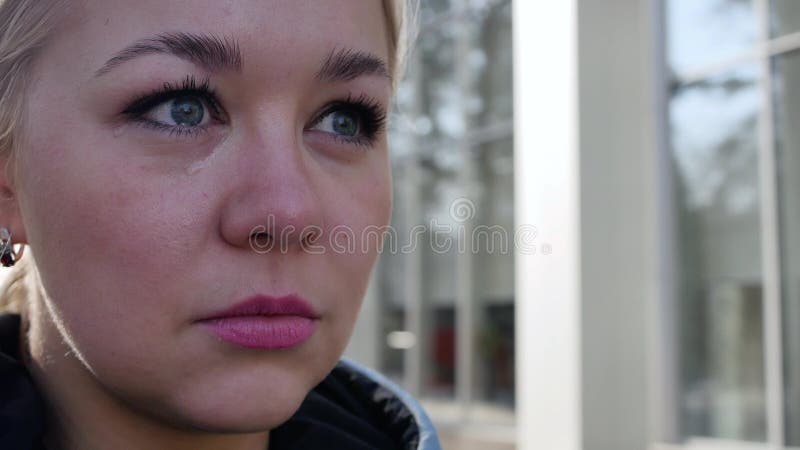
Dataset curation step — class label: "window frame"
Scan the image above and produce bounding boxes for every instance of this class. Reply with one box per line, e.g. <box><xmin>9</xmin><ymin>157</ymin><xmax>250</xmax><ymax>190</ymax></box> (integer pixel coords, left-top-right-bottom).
<box><xmin>655</xmin><ymin>0</ymin><xmax>800</xmax><ymax>447</ymax></box>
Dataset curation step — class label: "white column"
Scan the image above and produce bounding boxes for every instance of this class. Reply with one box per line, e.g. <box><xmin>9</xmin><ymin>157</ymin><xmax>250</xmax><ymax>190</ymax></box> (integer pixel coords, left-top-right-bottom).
<box><xmin>513</xmin><ymin>1</ymin><xmax>582</xmax><ymax>450</ymax></box>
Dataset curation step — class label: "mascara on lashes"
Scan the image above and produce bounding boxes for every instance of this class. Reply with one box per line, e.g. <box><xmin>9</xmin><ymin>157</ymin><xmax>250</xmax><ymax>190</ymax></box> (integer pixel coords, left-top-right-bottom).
<box><xmin>120</xmin><ymin>76</ymin><xmax>387</xmax><ymax>146</ymax></box>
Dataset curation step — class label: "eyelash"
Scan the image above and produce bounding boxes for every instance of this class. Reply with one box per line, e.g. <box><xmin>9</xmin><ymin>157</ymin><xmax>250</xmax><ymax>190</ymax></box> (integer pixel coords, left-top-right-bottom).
<box><xmin>306</xmin><ymin>93</ymin><xmax>387</xmax><ymax>149</ymax></box>
<box><xmin>121</xmin><ymin>75</ymin><xmax>387</xmax><ymax>148</ymax></box>
<box><xmin>121</xmin><ymin>75</ymin><xmax>224</xmax><ymax>139</ymax></box>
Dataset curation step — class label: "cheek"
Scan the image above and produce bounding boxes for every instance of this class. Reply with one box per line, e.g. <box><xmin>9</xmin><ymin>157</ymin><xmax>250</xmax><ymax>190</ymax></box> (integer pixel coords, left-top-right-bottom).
<box><xmin>334</xmin><ymin>156</ymin><xmax>392</xmax><ymax>229</ymax></box>
<box><xmin>18</xmin><ymin>148</ymin><xmax>215</xmax><ymax>400</ymax></box>
<box><xmin>320</xmin><ymin>159</ymin><xmax>391</xmax><ymax>310</ymax></box>
<box><xmin>324</xmin><ymin>157</ymin><xmax>390</xmax><ymax>250</ymax></box>
<box><xmin>18</xmin><ymin>135</ymin><xmax>203</xmax><ymax>337</ymax></box>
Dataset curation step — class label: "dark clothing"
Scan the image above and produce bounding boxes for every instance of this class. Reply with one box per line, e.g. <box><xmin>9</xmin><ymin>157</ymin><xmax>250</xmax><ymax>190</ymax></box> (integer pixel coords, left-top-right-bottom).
<box><xmin>0</xmin><ymin>314</ymin><xmax>440</xmax><ymax>450</ymax></box>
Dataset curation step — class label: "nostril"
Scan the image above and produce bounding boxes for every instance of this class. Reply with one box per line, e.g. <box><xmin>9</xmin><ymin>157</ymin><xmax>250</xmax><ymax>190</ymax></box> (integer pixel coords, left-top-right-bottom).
<box><xmin>246</xmin><ymin>223</ymin><xmax>323</xmax><ymax>253</ymax></box>
<box><xmin>249</xmin><ymin>230</ymin><xmax>274</xmax><ymax>253</ymax></box>
<box><xmin>252</xmin><ymin>231</ymin><xmax>272</xmax><ymax>242</ymax></box>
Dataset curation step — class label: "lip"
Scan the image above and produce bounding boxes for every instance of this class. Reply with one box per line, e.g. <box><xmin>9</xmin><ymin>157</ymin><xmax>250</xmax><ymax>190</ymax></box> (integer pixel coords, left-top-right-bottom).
<box><xmin>196</xmin><ymin>294</ymin><xmax>319</xmax><ymax>349</ymax></box>
<box><xmin>198</xmin><ymin>294</ymin><xmax>320</xmax><ymax>321</ymax></box>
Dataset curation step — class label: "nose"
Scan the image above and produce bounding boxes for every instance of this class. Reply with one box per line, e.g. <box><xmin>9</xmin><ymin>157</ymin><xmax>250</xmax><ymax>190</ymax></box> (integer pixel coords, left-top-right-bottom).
<box><xmin>219</xmin><ymin>129</ymin><xmax>324</xmax><ymax>254</ymax></box>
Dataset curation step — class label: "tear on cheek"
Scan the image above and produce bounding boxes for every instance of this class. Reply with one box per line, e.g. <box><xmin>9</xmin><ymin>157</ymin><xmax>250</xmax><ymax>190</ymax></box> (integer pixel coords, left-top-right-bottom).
<box><xmin>112</xmin><ymin>122</ymin><xmax>131</xmax><ymax>138</ymax></box>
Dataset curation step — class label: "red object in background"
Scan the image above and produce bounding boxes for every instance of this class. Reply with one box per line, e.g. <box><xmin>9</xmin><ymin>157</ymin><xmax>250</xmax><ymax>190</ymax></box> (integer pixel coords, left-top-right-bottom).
<box><xmin>433</xmin><ymin>325</ymin><xmax>455</xmax><ymax>386</ymax></box>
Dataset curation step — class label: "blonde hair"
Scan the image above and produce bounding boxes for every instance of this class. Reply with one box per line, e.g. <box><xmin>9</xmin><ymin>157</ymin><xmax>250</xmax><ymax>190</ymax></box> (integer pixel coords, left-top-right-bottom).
<box><xmin>0</xmin><ymin>0</ymin><xmax>66</xmax><ymax>314</ymax></box>
<box><xmin>0</xmin><ymin>0</ymin><xmax>418</xmax><ymax>313</ymax></box>
<box><xmin>383</xmin><ymin>0</ymin><xmax>419</xmax><ymax>89</ymax></box>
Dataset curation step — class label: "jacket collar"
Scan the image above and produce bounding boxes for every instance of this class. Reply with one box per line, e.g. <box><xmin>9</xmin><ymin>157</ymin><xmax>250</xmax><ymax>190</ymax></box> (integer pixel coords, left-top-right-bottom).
<box><xmin>336</xmin><ymin>358</ymin><xmax>442</xmax><ymax>450</ymax></box>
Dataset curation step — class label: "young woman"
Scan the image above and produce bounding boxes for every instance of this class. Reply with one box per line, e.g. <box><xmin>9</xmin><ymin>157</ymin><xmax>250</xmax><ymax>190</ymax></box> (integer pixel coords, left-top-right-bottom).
<box><xmin>0</xmin><ymin>0</ymin><xmax>439</xmax><ymax>449</ymax></box>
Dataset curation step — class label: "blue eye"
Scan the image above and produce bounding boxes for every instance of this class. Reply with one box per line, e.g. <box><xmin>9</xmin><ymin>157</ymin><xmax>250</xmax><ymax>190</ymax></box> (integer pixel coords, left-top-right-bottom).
<box><xmin>315</xmin><ymin>109</ymin><xmax>360</xmax><ymax>137</ymax></box>
<box><xmin>135</xmin><ymin>94</ymin><xmax>211</xmax><ymax>130</ymax></box>
<box><xmin>121</xmin><ymin>75</ymin><xmax>224</xmax><ymax>138</ymax></box>
<box><xmin>170</xmin><ymin>96</ymin><xmax>205</xmax><ymax>127</ymax></box>
<box><xmin>308</xmin><ymin>95</ymin><xmax>388</xmax><ymax>148</ymax></box>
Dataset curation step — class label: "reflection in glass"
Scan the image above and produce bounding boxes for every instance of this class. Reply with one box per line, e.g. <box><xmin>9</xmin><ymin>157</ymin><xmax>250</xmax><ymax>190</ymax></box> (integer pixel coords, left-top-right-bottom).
<box><xmin>420</xmin><ymin>159</ymin><xmax>460</xmax><ymax>399</ymax></box>
<box><xmin>473</xmin><ymin>136</ymin><xmax>515</xmax><ymax>409</ymax></box>
<box><xmin>378</xmin><ymin>305</ymin><xmax>406</xmax><ymax>381</ymax></box>
<box><xmin>419</xmin><ymin>0</ymin><xmax>454</xmax><ymax>18</ymax></box>
<box><xmin>401</xmin><ymin>0</ymin><xmax>512</xmax><ymax>146</ymax></box>
<box><xmin>467</xmin><ymin>0</ymin><xmax>513</xmax><ymax>127</ymax></box>
<box><xmin>670</xmin><ymin>67</ymin><xmax>767</xmax><ymax>441</ymax></box>
<box><xmin>771</xmin><ymin>0</ymin><xmax>800</xmax><ymax>38</ymax></box>
<box><xmin>377</xmin><ymin>185</ymin><xmax>408</xmax><ymax>382</ymax></box>
<box><xmin>377</xmin><ymin>0</ymin><xmax>514</xmax><ymax>414</ymax></box>
<box><xmin>667</xmin><ymin>0</ymin><xmax>755</xmax><ymax>74</ymax></box>
<box><xmin>415</xmin><ymin>19</ymin><xmax>461</xmax><ymax>142</ymax></box>
<box><xmin>774</xmin><ymin>51</ymin><xmax>800</xmax><ymax>445</ymax></box>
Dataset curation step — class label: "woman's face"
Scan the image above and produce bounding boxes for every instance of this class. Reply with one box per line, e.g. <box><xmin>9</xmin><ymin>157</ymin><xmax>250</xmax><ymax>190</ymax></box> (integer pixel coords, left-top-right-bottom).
<box><xmin>13</xmin><ymin>0</ymin><xmax>392</xmax><ymax>432</ymax></box>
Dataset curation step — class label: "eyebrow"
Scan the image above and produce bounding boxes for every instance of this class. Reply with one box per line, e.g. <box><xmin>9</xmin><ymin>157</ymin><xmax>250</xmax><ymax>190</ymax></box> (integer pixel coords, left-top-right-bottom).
<box><xmin>94</xmin><ymin>32</ymin><xmax>243</xmax><ymax>77</ymax></box>
<box><xmin>315</xmin><ymin>48</ymin><xmax>391</xmax><ymax>83</ymax></box>
<box><xmin>94</xmin><ymin>34</ymin><xmax>389</xmax><ymax>85</ymax></box>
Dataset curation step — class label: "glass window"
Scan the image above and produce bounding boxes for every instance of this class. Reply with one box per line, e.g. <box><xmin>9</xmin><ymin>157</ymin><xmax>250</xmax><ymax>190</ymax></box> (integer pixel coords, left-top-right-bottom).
<box><xmin>774</xmin><ymin>50</ymin><xmax>800</xmax><ymax>445</ymax></box>
<box><xmin>370</xmin><ymin>0</ymin><xmax>514</xmax><ymax>439</ymax></box>
<box><xmin>669</xmin><ymin>66</ymin><xmax>767</xmax><ymax>441</ymax></box>
<box><xmin>376</xmin><ymin>185</ymin><xmax>410</xmax><ymax>382</ymax></box>
<box><xmin>419</xmin><ymin>159</ymin><xmax>460</xmax><ymax>399</ymax></box>
<box><xmin>667</xmin><ymin>0</ymin><xmax>756</xmax><ymax>74</ymax></box>
<box><xmin>771</xmin><ymin>0</ymin><xmax>800</xmax><ymax>38</ymax></box>
<box><xmin>472</xmin><ymin>136</ymin><xmax>515</xmax><ymax>410</ymax></box>
<box><xmin>467</xmin><ymin>0</ymin><xmax>513</xmax><ymax>127</ymax></box>
<box><xmin>415</xmin><ymin>20</ymin><xmax>461</xmax><ymax>142</ymax></box>
<box><xmin>420</xmin><ymin>0</ymin><xmax>455</xmax><ymax>19</ymax></box>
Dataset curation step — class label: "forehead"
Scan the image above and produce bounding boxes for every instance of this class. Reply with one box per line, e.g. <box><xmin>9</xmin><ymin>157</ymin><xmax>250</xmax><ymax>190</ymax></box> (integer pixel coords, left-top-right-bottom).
<box><xmin>51</xmin><ymin>0</ymin><xmax>389</xmax><ymax>80</ymax></box>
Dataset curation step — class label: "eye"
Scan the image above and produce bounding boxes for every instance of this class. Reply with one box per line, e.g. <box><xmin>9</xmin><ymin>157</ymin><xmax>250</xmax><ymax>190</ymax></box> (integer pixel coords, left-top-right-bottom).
<box><xmin>145</xmin><ymin>95</ymin><xmax>210</xmax><ymax>128</ymax></box>
<box><xmin>306</xmin><ymin>94</ymin><xmax>387</xmax><ymax>148</ymax></box>
<box><xmin>121</xmin><ymin>75</ymin><xmax>225</xmax><ymax>138</ymax></box>
<box><xmin>313</xmin><ymin>109</ymin><xmax>361</xmax><ymax>137</ymax></box>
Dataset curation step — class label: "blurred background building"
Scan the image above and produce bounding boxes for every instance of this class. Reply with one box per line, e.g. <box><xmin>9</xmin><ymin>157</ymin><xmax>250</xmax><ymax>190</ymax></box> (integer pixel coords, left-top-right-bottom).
<box><xmin>346</xmin><ymin>1</ymin><xmax>515</xmax><ymax>448</ymax></box>
<box><xmin>345</xmin><ymin>0</ymin><xmax>800</xmax><ymax>449</ymax></box>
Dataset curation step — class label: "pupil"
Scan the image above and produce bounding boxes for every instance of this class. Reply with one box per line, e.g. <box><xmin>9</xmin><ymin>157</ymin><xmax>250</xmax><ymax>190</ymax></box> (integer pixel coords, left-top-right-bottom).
<box><xmin>171</xmin><ymin>97</ymin><xmax>204</xmax><ymax>126</ymax></box>
<box><xmin>332</xmin><ymin>112</ymin><xmax>358</xmax><ymax>136</ymax></box>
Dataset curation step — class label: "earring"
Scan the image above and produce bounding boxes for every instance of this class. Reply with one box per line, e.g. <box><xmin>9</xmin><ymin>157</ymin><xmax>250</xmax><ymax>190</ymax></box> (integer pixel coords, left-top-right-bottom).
<box><xmin>0</xmin><ymin>227</ymin><xmax>23</xmax><ymax>267</ymax></box>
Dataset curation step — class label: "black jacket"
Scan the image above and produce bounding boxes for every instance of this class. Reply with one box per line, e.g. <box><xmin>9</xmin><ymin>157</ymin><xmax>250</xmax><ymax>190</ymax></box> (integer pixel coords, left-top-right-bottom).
<box><xmin>0</xmin><ymin>314</ymin><xmax>441</xmax><ymax>450</ymax></box>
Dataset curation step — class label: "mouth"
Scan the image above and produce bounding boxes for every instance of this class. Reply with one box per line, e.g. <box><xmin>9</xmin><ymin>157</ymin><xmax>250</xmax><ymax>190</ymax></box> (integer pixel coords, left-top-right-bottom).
<box><xmin>196</xmin><ymin>294</ymin><xmax>319</xmax><ymax>349</ymax></box>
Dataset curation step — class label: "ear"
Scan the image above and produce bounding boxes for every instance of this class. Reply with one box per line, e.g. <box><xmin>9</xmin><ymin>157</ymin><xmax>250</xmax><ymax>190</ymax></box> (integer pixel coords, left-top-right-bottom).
<box><xmin>0</xmin><ymin>156</ymin><xmax>28</xmax><ymax>246</ymax></box>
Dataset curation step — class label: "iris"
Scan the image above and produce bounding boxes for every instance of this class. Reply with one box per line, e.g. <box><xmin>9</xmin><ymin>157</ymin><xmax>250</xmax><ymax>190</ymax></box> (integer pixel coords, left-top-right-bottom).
<box><xmin>170</xmin><ymin>96</ymin><xmax>204</xmax><ymax>127</ymax></box>
<box><xmin>330</xmin><ymin>111</ymin><xmax>358</xmax><ymax>136</ymax></box>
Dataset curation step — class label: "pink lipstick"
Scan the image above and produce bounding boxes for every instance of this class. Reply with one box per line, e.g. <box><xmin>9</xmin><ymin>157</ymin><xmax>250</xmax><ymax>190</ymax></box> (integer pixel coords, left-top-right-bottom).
<box><xmin>197</xmin><ymin>294</ymin><xmax>319</xmax><ymax>349</ymax></box>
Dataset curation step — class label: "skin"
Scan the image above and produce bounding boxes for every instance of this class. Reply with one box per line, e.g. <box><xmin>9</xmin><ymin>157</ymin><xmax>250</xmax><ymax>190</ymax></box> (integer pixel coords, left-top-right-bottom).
<box><xmin>0</xmin><ymin>1</ymin><xmax>393</xmax><ymax>449</ymax></box>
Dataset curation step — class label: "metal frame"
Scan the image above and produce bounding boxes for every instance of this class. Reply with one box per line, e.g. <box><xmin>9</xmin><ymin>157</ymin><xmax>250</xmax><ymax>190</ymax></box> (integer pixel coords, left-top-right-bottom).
<box><xmin>675</xmin><ymin>30</ymin><xmax>800</xmax><ymax>85</ymax></box>
<box><xmin>452</xmin><ymin>0</ymin><xmax>477</xmax><ymax>420</ymax></box>
<box><xmin>753</xmin><ymin>0</ymin><xmax>785</xmax><ymax>446</ymax></box>
<box><xmin>651</xmin><ymin>0</ymin><xmax>682</xmax><ymax>442</ymax></box>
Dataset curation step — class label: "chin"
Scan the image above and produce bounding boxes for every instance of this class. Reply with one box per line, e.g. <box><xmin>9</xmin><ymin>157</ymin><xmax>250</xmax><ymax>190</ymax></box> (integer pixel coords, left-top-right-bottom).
<box><xmin>152</xmin><ymin>390</ymin><xmax>307</xmax><ymax>434</ymax></box>
<box><xmin>130</xmin><ymin>363</ymin><xmax>319</xmax><ymax>434</ymax></box>
<box><xmin>178</xmin><ymin>393</ymin><xmax>305</xmax><ymax>434</ymax></box>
